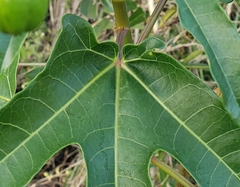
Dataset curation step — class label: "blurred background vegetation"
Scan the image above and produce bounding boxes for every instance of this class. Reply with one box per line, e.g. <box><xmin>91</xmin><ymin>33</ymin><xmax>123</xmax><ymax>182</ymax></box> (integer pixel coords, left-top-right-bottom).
<box><xmin>21</xmin><ymin>0</ymin><xmax>240</xmax><ymax>186</ymax></box>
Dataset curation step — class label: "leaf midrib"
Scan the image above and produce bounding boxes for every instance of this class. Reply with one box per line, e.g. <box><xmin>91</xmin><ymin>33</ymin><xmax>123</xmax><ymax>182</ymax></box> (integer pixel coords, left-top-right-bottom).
<box><xmin>114</xmin><ymin>64</ymin><xmax>121</xmax><ymax>187</ymax></box>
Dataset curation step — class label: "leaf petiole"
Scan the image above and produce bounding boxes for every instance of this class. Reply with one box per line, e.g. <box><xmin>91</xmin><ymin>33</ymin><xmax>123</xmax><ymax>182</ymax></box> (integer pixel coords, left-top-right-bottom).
<box><xmin>112</xmin><ymin>0</ymin><xmax>133</xmax><ymax>44</ymax></box>
<box><xmin>0</xmin><ymin>96</ymin><xmax>10</xmax><ymax>102</ymax></box>
<box><xmin>137</xmin><ymin>0</ymin><xmax>168</xmax><ymax>44</ymax></box>
<box><xmin>151</xmin><ymin>156</ymin><xmax>195</xmax><ymax>187</ymax></box>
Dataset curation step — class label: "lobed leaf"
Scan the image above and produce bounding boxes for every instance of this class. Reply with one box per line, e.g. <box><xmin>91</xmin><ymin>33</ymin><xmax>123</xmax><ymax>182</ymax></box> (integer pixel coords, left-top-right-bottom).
<box><xmin>0</xmin><ymin>14</ymin><xmax>240</xmax><ymax>187</ymax></box>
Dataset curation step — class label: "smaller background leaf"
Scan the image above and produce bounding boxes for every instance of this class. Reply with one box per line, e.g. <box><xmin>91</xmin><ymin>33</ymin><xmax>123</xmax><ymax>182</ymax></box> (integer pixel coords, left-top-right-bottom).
<box><xmin>175</xmin><ymin>0</ymin><xmax>240</xmax><ymax>124</ymax></box>
<box><xmin>101</xmin><ymin>0</ymin><xmax>138</xmax><ymax>13</ymax></box>
<box><xmin>101</xmin><ymin>0</ymin><xmax>114</xmax><ymax>12</ymax></box>
<box><xmin>0</xmin><ymin>32</ymin><xmax>26</xmax><ymax>108</ymax></box>
<box><xmin>129</xmin><ymin>7</ymin><xmax>145</xmax><ymax>27</ymax></box>
<box><xmin>80</xmin><ymin>0</ymin><xmax>97</xmax><ymax>19</ymax></box>
<box><xmin>23</xmin><ymin>67</ymin><xmax>44</xmax><ymax>80</ymax></box>
<box><xmin>93</xmin><ymin>18</ymin><xmax>114</xmax><ymax>39</ymax></box>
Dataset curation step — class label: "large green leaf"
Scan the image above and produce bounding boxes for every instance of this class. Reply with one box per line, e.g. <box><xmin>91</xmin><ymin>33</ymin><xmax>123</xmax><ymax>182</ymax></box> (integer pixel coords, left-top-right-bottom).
<box><xmin>175</xmin><ymin>0</ymin><xmax>240</xmax><ymax>124</ymax></box>
<box><xmin>0</xmin><ymin>32</ymin><xmax>26</xmax><ymax>108</ymax></box>
<box><xmin>0</xmin><ymin>14</ymin><xmax>240</xmax><ymax>187</ymax></box>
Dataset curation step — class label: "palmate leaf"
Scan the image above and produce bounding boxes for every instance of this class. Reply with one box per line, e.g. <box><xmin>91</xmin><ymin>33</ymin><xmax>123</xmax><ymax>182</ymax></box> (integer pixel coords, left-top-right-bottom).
<box><xmin>175</xmin><ymin>0</ymin><xmax>240</xmax><ymax>124</ymax></box>
<box><xmin>0</xmin><ymin>33</ymin><xmax>26</xmax><ymax>108</ymax></box>
<box><xmin>0</xmin><ymin>14</ymin><xmax>240</xmax><ymax>187</ymax></box>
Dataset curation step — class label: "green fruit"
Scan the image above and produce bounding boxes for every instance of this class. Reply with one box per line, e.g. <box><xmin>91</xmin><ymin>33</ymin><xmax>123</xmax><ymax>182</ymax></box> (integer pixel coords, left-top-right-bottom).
<box><xmin>0</xmin><ymin>0</ymin><xmax>48</xmax><ymax>35</ymax></box>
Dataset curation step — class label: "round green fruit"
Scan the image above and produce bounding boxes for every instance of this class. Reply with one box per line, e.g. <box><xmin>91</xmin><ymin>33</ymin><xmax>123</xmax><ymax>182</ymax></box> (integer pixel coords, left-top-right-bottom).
<box><xmin>0</xmin><ymin>0</ymin><xmax>48</xmax><ymax>35</ymax></box>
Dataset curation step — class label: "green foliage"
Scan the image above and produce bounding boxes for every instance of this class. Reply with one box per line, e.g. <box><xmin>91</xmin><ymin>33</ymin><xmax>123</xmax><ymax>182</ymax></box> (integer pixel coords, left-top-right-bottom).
<box><xmin>80</xmin><ymin>0</ymin><xmax>145</xmax><ymax>40</ymax></box>
<box><xmin>176</xmin><ymin>0</ymin><xmax>240</xmax><ymax>124</ymax></box>
<box><xmin>0</xmin><ymin>0</ymin><xmax>240</xmax><ymax>187</ymax></box>
<box><xmin>0</xmin><ymin>33</ymin><xmax>26</xmax><ymax>107</ymax></box>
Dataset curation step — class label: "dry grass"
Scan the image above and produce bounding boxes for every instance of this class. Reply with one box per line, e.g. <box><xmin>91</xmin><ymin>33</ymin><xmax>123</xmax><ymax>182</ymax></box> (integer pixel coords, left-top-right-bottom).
<box><xmin>28</xmin><ymin>145</ymin><xmax>86</xmax><ymax>187</ymax></box>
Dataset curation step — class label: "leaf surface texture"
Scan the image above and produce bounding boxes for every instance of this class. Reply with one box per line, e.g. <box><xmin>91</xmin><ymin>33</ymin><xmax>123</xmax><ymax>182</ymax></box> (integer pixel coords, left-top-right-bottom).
<box><xmin>0</xmin><ymin>15</ymin><xmax>240</xmax><ymax>187</ymax></box>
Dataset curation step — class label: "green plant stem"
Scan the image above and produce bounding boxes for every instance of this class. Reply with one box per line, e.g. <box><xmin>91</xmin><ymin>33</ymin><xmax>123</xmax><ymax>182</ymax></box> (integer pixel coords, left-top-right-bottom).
<box><xmin>112</xmin><ymin>0</ymin><xmax>133</xmax><ymax>44</ymax></box>
<box><xmin>185</xmin><ymin>64</ymin><xmax>209</xmax><ymax>69</ymax></box>
<box><xmin>151</xmin><ymin>156</ymin><xmax>195</xmax><ymax>187</ymax></box>
<box><xmin>137</xmin><ymin>0</ymin><xmax>168</xmax><ymax>44</ymax></box>
<box><xmin>18</xmin><ymin>63</ymin><xmax>46</xmax><ymax>66</ymax></box>
<box><xmin>0</xmin><ymin>96</ymin><xmax>10</xmax><ymax>102</ymax></box>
